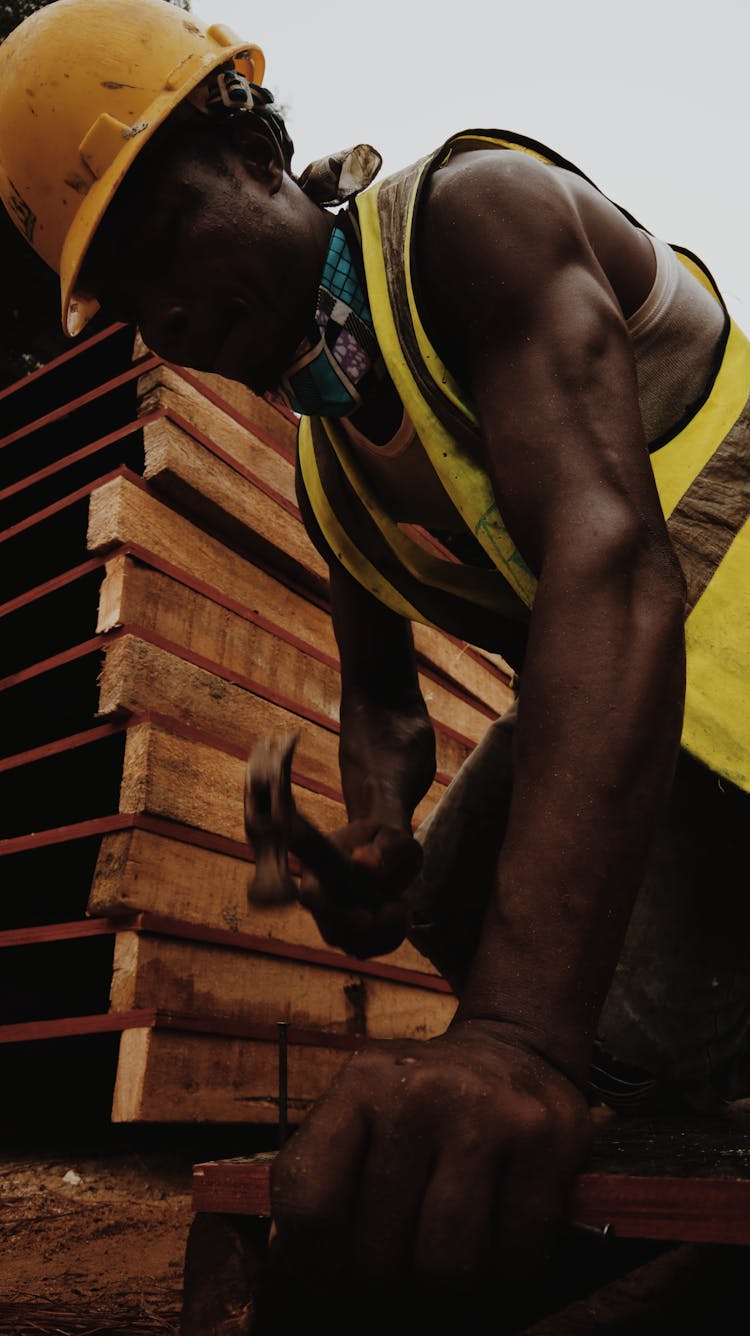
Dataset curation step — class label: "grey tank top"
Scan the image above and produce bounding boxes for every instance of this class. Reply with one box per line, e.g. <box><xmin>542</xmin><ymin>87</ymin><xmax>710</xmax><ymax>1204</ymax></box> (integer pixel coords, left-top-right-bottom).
<box><xmin>627</xmin><ymin>233</ymin><xmax>725</xmax><ymax>444</ymax></box>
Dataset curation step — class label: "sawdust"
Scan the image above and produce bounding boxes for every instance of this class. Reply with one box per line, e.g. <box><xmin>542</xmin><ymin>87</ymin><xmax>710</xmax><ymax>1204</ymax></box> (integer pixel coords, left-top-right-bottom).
<box><xmin>0</xmin><ymin>1146</ymin><xmax>191</xmax><ymax>1335</ymax></box>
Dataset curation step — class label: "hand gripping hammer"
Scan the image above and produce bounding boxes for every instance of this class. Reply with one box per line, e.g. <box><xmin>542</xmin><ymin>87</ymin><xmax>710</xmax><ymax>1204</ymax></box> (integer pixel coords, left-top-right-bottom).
<box><xmin>244</xmin><ymin>732</ymin><xmax>382</xmax><ymax>909</ymax></box>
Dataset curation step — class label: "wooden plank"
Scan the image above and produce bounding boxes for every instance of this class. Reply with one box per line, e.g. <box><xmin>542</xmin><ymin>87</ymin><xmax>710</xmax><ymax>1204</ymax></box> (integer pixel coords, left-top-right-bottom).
<box><xmin>99</xmin><ymin>632</ymin><xmax>343</xmax><ymax>792</ymax></box>
<box><xmin>87</xmin><ymin>824</ymin><xmax>438</xmax><ymax>976</ymax></box>
<box><xmin>98</xmin><ymin>631</ymin><xmax>465</xmax><ymax>785</ymax></box>
<box><xmin>109</xmin><ymin>931</ymin><xmax>455</xmax><ymax>1038</ymax></box>
<box><xmin>414</xmin><ymin>626</ymin><xmax>514</xmax><ymax>711</ymax></box>
<box><xmin>87</xmin><ymin>475</ymin><xmax>335</xmax><ymax>651</ymax></box>
<box><xmin>571</xmin><ymin>1174</ymin><xmax>750</xmax><ymax>1246</ymax></box>
<box><xmin>118</xmin><ymin>720</ymin><xmax>345</xmax><ymax>844</ymax></box>
<box><xmin>190</xmin><ymin>1125</ymin><xmax>750</xmax><ymax>1245</ymax></box>
<box><xmin>132</xmin><ymin>335</ymin><xmax>297</xmax><ymax>454</ymax></box>
<box><xmin>141</xmin><ymin>415</ymin><xmax>327</xmax><ymax>598</ymax></box>
<box><xmin>134</xmin><ymin>349</ymin><xmax>515</xmax><ymax>699</ymax></box>
<box><xmin>88</xmin><ymin>480</ymin><xmax>513</xmax><ymax>721</ymax></box>
<box><xmin>97</xmin><ymin>551</ymin><xmax>341</xmax><ymax>716</ymax></box>
<box><xmin>97</xmin><ymin>554</ymin><xmax>491</xmax><ymax>755</ymax></box>
<box><xmin>137</xmin><ymin>365</ymin><xmax>297</xmax><ymax>503</ymax></box>
<box><xmin>0</xmin><ymin>910</ymin><xmax>446</xmax><ymax>987</ymax></box>
<box><xmin>112</xmin><ymin>1026</ymin><xmax>353</xmax><ymax>1122</ymax></box>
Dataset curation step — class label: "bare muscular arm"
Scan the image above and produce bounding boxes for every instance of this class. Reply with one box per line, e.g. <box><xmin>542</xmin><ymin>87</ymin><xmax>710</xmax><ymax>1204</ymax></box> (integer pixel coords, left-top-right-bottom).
<box><xmin>297</xmin><ymin>561</ymin><xmax>435</xmax><ymax>957</ymax></box>
<box><xmin>271</xmin><ymin>153</ymin><xmax>686</xmax><ymax>1297</ymax></box>
<box><xmin>420</xmin><ymin>151</ymin><xmax>687</xmax><ymax>1081</ymax></box>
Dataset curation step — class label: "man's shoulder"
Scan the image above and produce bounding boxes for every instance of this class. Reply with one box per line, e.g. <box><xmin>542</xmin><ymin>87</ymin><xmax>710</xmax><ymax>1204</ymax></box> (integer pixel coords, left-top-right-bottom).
<box><xmin>415</xmin><ymin>147</ymin><xmax>585</xmax><ymax>338</ymax></box>
<box><xmin>424</xmin><ymin>148</ymin><xmax>581</xmax><ymax>256</ymax></box>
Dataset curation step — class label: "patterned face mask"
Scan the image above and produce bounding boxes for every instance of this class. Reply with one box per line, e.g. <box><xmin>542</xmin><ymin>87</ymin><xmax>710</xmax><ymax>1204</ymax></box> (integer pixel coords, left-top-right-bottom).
<box><xmin>278</xmin><ymin>225</ymin><xmax>383</xmax><ymax>418</ymax></box>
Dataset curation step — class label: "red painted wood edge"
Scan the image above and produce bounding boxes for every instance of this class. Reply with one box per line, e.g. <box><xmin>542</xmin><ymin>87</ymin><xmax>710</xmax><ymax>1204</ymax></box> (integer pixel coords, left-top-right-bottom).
<box><xmin>0</xmin><ymin>357</ymin><xmax>160</xmax><ymax>452</ymax></box>
<box><xmin>0</xmin><ymin>811</ymin><xmax>252</xmax><ymax>859</ymax></box>
<box><xmin>570</xmin><ymin>1173</ymin><xmax>750</xmax><ymax>1245</ymax></box>
<box><xmin>0</xmin><ymin>633</ymin><xmax>111</xmax><ymax>691</ymax></box>
<box><xmin>0</xmin><ymin>702</ymin><xmax>350</xmax><ymax>802</ymax></box>
<box><xmin>0</xmin><ymin>912</ymin><xmax>451</xmax><ymax>993</ymax></box>
<box><xmin>116</xmin><ymin>623</ymin><xmax>338</xmax><ymax>739</ymax></box>
<box><xmin>136</xmin><ymin>913</ymin><xmax>451</xmax><ymax>991</ymax></box>
<box><xmin>0</xmin><ymin>323</ymin><xmax>130</xmax><ymax>403</ymax></box>
<box><xmin>114</xmin><ymin>542</ymin><xmax>508</xmax><ymax>713</ymax></box>
<box><xmin>113</xmin><ymin>621</ymin><xmax>474</xmax><ymax>767</ymax></box>
<box><xmin>0</xmin><ymin>721</ymin><xmax>127</xmax><ymax>774</ymax></box>
<box><xmin>0</xmin><ymin>414</ymin><xmax>161</xmax><ymax>504</ymax></box>
<box><xmin>164</xmin><ymin>364</ymin><xmax>297</xmax><ymax>461</ymax></box>
<box><xmin>0</xmin><ymin>717</ymin><xmax>128</xmax><ymax>773</ymax></box>
<box><xmin>113</xmin><ymin>541</ymin><xmax>340</xmax><ymax>670</ymax></box>
<box><xmin>0</xmin><ymin>463</ymin><xmax>143</xmax><ymax>544</ymax></box>
<box><xmin>107</xmin><ymin>357</ymin><xmax>508</xmax><ymax>695</ymax></box>
<box><xmin>189</xmin><ymin>1158</ymin><xmax>750</xmax><ymax>1246</ymax></box>
<box><xmin>0</xmin><ymin>556</ymin><xmax>107</xmax><ymax>620</ymax></box>
<box><xmin>1</xmin><ymin>624</ymin><xmax>468</xmax><ymax>783</ymax></box>
<box><xmin>109</xmin><ymin>468</ymin><xmax>332</xmax><ymax>616</ymax></box>
<box><xmin>0</xmin><ymin>1009</ymin><xmax>157</xmax><ymax>1044</ymax></box>
<box><xmin>0</xmin><ymin>1009</ymin><xmax>366</xmax><ymax>1049</ymax></box>
<box><xmin>162</xmin><ymin>406</ymin><xmax>298</xmax><ymax>521</ymax></box>
<box><xmin>0</xmin><ymin>916</ymin><xmax>140</xmax><ymax>948</ymax></box>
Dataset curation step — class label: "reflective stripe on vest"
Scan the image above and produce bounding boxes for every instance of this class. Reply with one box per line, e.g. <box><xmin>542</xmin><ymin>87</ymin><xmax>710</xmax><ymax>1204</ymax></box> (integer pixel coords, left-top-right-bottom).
<box><xmin>299</xmin><ymin>130</ymin><xmax>750</xmax><ymax>791</ymax></box>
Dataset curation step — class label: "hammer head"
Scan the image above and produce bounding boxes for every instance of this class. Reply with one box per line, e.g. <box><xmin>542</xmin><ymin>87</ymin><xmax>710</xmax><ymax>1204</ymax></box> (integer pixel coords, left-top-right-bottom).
<box><xmin>244</xmin><ymin>731</ymin><xmax>300</xmax><ymax>907</ymax></box>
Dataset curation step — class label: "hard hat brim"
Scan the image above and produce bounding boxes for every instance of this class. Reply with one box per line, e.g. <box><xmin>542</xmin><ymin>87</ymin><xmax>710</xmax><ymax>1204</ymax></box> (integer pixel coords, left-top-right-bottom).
<box><xmin>60</xmin><ymin>38</ymin><xmax>264</xmax><ymax>337</ymax></box>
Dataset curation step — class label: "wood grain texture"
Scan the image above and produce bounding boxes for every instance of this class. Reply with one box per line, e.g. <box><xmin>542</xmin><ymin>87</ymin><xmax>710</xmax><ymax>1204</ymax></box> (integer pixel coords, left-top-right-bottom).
<box><xmin>132</xmin><ymin>338</ymin><xmax>297</xmax><ymax>455</ymax></box>
<box><xmin>137</xmin><ymin>366</ymin><xmax>298</xmax><ymax>504</ymax></box>
<box><xmin>88</xmin><ymin>825</ymin><xmax>439</xmax><ymax>975</ymax></box>
<box><xmin>112</xmin><ymin>1026</ymin><xmax>352</xmax><ymax>1122</ymax></box>
<box><xmin>99</xmin><ymin>633</ymin><xmax>344</xmax><ymax>790</ymax></box>
<box><xmin>97</xmin><ymin>554</ymin><xmax>496</xmax><ymax>750</ymax></box>
<box><xmin>109</xmin><ymin>931</ymin><xmax>455</xmax><ymax>1038</ymax></box>
<box><xmin>142</xmin><ymin>416</ymin><xmax>326</xmax><ymax>597</ymax></box>
<box><xmin>97</xmin><ymin>631</ymin><xmax>467</xmax><ymax>784</ymax></box>
<box><xmin>88</xmin><ymin>479</ymin><xmax>512</xmax><ymax>716</ymax></box>
<box><xmin>87</xmin><ymin>475</ymin><xmax>336</xmax><ymax>650</ymax></box>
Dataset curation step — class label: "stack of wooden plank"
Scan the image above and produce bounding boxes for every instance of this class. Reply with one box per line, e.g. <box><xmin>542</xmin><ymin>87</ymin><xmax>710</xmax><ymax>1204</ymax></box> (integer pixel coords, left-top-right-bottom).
<box><xmin>0</xmin><ymin>323</ymin><xmax>514</xmax><ymax>1125</ymax></box>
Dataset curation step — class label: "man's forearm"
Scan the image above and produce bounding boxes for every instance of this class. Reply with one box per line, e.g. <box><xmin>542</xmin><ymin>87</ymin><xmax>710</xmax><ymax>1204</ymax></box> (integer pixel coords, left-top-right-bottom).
<box><xmin>456</xmin><ymin>554</ymin><xmax>686</xmax><ymax>1085</ymax></box>
<box><xmin>339</xmin><ymin>687</ymin><xmax>436</xmax><ymax>829</ymax></box>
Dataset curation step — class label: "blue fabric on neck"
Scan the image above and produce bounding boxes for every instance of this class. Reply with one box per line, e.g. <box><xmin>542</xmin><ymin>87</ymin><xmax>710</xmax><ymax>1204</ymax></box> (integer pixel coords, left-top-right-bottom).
<box><xmin>280</xmin><ymin>225</ymin><xmax>381</xmax><ymax>418</ymax></box>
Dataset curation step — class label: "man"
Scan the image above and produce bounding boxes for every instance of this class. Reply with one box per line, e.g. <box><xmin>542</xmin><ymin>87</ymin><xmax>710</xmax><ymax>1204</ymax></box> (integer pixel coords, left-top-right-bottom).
<box><xmin>1</xmin><ymin>0</ymin><xmax>747</xmax><ymax>1303</ymax></box>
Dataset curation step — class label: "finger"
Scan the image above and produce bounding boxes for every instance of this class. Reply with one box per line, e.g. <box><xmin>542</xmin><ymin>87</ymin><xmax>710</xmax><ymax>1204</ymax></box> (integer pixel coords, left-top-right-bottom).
<box><xmin>490</xmin><ymin>1150</ymin><xmax>565</xmax><ymax>1293</ymax></box>
<box><xmin>372</xmin><ymin>830</ymin><xmax>423</xmax><ymax>889</ymax></box>
<box><xmin>271</xmin><ymin>1086</ymin><xmax>368</xmax><ymax>1287</ymax></box>
<box><xmin>351</xmin><ymin>1115</ymin><xmax>434</xmax><ymax>1286</ymax></box>
<box><xmin>412</xmin><ymin>1140</ymin><xmax>497</xmax><ymax>1295</ymax></box>
<box><xmin>299</xmin><ymin>883</ymin><xmax>408</xmax><ymax>958</ymax></box>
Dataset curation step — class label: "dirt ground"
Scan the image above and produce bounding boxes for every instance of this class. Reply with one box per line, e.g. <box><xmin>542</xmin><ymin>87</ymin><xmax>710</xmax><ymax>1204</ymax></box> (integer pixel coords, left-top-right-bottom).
<box><xmin>0</xmin><ymin>1142</ymin><xmax>193</xmax><ymax>1335</ymax></box>
<box><xmin>0</xmin><ymin>1134</ymin><xmax>746</xmax><ymax>1335</ymax></box>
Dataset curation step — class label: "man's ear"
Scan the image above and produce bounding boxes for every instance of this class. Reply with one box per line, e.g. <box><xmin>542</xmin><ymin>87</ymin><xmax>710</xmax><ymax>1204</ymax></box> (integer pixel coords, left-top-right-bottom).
<box><xmin>229</xmin><ymin>118</ymin><xmax>286</xmax><ymax>195</ymax></box>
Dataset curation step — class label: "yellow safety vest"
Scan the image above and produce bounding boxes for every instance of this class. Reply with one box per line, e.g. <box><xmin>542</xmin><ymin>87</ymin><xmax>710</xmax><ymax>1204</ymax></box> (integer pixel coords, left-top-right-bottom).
<box><xmin>298</xmin><ymin>130</ymin><xmax>750</xmax><ymax>791</ymax></box>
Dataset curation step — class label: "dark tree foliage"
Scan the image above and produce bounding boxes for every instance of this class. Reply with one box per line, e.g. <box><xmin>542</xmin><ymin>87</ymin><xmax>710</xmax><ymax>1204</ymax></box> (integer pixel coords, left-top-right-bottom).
<box><xmin>0</xmin><ymin>0</ymin><xmax>189</xmax><ymax>390</ymax></box>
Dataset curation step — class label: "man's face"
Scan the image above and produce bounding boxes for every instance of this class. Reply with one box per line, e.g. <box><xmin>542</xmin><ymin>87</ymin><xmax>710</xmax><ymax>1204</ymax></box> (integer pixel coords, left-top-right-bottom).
<box><xmin>82</xmin><ymin>130</ymin><xmax>322</xmax><ymax>394</ymax></box>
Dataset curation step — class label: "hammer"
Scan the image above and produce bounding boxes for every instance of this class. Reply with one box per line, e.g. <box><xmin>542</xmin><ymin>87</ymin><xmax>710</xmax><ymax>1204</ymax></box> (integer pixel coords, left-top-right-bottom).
<box><xmin>244</xmin><ymin>732</ymin><xmax>383</xmax><ymax>909</ymax></box>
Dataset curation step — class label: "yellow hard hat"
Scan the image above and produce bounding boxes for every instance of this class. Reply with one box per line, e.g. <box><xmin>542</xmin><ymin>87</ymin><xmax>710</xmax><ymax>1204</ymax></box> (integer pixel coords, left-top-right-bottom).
<box><xmin>0</xmin><ymin>0</ymin><xmax>264</xmax><ymax>335</ymax></box>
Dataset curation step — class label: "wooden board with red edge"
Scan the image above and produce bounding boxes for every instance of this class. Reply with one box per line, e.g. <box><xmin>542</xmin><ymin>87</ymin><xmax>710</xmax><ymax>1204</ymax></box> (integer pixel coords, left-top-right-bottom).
<box><xmin>191</xmin><ymin>1110</ymin><xmax>750</xmax><ymax>1245</ymax></box>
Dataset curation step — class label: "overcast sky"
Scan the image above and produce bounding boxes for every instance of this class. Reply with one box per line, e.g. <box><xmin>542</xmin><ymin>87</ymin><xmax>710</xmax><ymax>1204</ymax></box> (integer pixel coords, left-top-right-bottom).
<box><xmin>200</xmin><ymin>0</ymin><xmax>749</xmax><ymax>319</ymax></box>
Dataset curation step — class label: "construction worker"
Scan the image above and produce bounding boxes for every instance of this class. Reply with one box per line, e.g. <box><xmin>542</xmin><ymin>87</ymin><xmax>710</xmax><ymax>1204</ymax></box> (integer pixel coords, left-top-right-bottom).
<box><xmin>1</xmin><ymin>0</ymin><xmax>747</xmax><ymax>1304</ymax></box>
